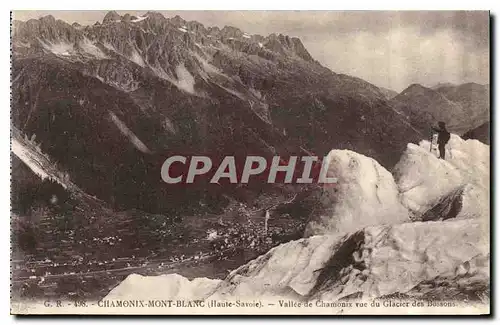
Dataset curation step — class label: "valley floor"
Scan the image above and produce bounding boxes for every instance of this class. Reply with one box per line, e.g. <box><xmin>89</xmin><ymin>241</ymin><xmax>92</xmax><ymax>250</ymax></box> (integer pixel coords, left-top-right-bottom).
<box><xmin>11</xmin><ymin>206</ymin><xmax>304</xmax><ymax>301</ymax></box>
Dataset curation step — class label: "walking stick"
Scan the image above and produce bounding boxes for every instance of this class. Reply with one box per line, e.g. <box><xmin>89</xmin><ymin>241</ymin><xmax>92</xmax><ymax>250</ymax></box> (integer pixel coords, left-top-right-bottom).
<box><xmin>429</xmin><ymin>128</ymin><xmax>434</xmax><ymax>153</ymax></box>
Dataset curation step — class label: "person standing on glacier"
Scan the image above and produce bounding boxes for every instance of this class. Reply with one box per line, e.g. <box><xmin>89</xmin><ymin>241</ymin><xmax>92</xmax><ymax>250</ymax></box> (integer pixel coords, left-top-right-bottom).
<box><xmin>432</xmin><ymin>121</ymin><xmax>451</xmax><ymax>159</ymax></box>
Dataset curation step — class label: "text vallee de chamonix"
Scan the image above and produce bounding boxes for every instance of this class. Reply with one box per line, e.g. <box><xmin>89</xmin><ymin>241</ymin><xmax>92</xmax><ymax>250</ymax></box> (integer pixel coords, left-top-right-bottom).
<box><xmin>160</xmin><ymin>155</ymin><xmax>338</xmax><ymax>184</ymax></box>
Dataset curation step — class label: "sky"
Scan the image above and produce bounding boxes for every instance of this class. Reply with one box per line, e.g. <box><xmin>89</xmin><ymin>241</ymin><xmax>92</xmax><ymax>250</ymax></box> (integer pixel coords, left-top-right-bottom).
<box><xmin>12</xmin><ymin>11</ymin><xmax>490</xmax><ymax>92</ymax></box>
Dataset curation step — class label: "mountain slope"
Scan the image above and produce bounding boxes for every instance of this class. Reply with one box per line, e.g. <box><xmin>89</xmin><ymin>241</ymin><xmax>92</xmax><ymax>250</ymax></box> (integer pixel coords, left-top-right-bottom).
<box><xmin>390</xmin><ymin>83</ymin><xmax>489</xmax><ymax>135</ymax></box>
<box><xmin>462</xmin><ymin>122</ymin><xmax>490</xmax><ymax>145</ymax></box>
<box><xmin>434</xmin><ymin>83</ymin><xmax>490</xmax><ymax>130</ymax></box>
<box><xmin>12</xmin><ymin>12</ymin><xmax>422</xmax><ymax>215</ymax></box>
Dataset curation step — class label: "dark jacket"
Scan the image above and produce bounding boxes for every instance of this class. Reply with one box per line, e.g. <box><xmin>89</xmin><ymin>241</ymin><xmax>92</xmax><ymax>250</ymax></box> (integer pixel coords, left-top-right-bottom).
<box><xmin>432</xmin><ymin>126</ymin><xmax>451</xmax><ymax>145</ymax></box>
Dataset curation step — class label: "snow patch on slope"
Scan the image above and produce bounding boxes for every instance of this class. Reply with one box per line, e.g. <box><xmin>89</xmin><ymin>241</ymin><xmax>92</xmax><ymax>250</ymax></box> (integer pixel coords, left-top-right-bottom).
<box><xmin>11</xmin><ymin>128</ymin><xmax>73</xmax><ymax>189</ymax></box>
<box><xmin>11</xmin><ymin>138</ymin><xmax>50</xmax><ymax>180</ymax></box>
<box><xmin>102</xmin><ymin>42</ymin><xmax>116</xmax><ymax>52</ymax></box>
<box><xmin>101</xmin><ymin>43</ymin><xmax>146</xmax><ymax>67</ymax></box>
<box><xmin>129</xmin><ymin>48</ymin><xmax>146</xmax><ymax>67</ymax></box>
<box><xmin>39</xmin><ymin>40</ymin><xmax>74</xmax><ymax>56</ymax></box>
<box><xmin>174</xmin><ymin>63</ymin><xmax>196</xmax><ymax>94</ymax></box>
<box><xmin>79</xmin><ymin>38</ymin><xmax>108</xmax><ymax>59</ymax></box>
<box><xmin>152</xmin><ymin>63</ymin><xmax>199</xmax><ymax>96</ymax></box>
<box><xmin>131</xmin><ymin>16</ymin><xmax>148</xmax><ymax>23</ymax></box>
<box><xmin>218</xmin><ymin>84</ymin><xmax>246</xmax><ymax>100</ymax></box>
<box><xmin>109</xmin><ymin>111</ymin><xmax>151</xmax><ymax>153</ymax></box>
<box><xmin>193</xmin><ymin>52</ymin><xmax>226</xmax><ymax>77</ymax></box>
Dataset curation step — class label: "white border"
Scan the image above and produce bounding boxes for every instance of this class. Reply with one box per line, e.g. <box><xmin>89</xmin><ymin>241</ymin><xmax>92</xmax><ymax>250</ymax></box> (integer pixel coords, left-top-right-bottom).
<box><xmin>2</xmin><ymin>1</ymin><xmax>498</xmax><ymax>324</ymax></box>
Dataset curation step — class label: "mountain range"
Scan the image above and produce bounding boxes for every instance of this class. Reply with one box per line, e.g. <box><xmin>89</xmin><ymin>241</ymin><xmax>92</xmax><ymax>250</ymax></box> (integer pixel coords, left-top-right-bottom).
<box><xmin>390</xmin><ymin>82</ymin><xmax>489</xmax><ymax>135</ymax></box>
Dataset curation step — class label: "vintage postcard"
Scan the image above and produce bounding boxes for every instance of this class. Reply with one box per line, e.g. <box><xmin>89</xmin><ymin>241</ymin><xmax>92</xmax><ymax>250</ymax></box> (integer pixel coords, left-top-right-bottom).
<box><xmin>10</xmin><ymin>10</ymin><xmax>490</xmax><ymax>315</ymax></box>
